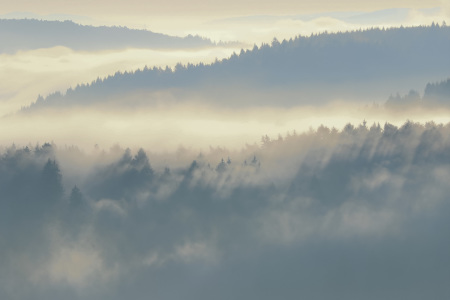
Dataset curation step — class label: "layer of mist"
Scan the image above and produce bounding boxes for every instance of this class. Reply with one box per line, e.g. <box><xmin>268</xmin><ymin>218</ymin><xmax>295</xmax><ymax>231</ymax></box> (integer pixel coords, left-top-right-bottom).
<box><xmin>1</xmin><ymin>121</ymin><xmax>450</xmax><ymax>299</ymax></box>
<box><xmin>201</xmin><ymin>8</ymin><xmax>446</xmax><ymax>43</ymax></box>
<box><xmin>2</xmin><ymin>15</ymin><xmax>450</xmax><ymax>300</ymax></box>
<box><xmin>4</xmin><ymin>103</ymin><xmax>450</xmax><ymax>152</ymax></box>
<box><xmin>2</xmin><ymin>7</ymin><xmax>448</xmax><ymax>45</ymax></box>
<box><xmin>0</xmin><ymin>45</ymin><xmax>240</xmax><ymax>113</ymax></box>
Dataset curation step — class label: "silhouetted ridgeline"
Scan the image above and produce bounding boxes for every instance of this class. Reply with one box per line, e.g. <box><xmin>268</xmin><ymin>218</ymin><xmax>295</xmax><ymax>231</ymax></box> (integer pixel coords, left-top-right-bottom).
<box><xmin>24</xmin><ymin>24</ymin><xmax>450</xmax><ymax>110</ymax></box>
<box><xmin>0</xmin><ymin>19</ymin><xmax>214</xmax><ymax>53</ymax></box>
<box><xmin>1</xmin><ymin>121</ymin><xmax>450</xmax><ymax>299</ymax></box>
<box><xmin>386</xmin><ymin>78</ymin><xmax>450</xmax><ymax>108</ymax></box>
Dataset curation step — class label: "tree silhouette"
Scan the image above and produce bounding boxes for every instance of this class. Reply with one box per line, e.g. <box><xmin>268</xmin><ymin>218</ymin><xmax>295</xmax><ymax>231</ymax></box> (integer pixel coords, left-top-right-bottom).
<box><xmin>69</xmin><ymin>185</ymin><xmax>84</xmax><ymax>209</ymax></box>
<box><xmin>216</xmin><ymin>158</ymin><xmax>227</xmax><ymax>173</ymax></box>
<box><xmin>40</xmin><ymin>159</ymin><xmax>63</xmax><ymax>206</ymax></box>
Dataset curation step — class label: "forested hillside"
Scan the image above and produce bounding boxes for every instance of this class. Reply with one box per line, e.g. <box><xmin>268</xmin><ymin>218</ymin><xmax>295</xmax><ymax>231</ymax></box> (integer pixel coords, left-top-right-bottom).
<box><xmin>1</xmin><ymin>121</ymin><xmax>450</xmax><ymax>299</ymax></box>
<box><xmin>0</xmin><ymin>19</ymin><xmax>214</xmax><ymax>53</ymax></box>
<box><xmin>25</xmin><ymin>24</ymin><xmax>450</xmax><ymax>110</ymax></box>
<box><xmin>386</xmin><ymin>78</ymin><xmax>450</xmax><ymax>108</ymax></box>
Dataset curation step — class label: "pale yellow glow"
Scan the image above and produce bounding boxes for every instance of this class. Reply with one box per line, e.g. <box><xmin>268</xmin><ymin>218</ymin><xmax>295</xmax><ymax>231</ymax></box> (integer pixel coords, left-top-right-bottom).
<box><xmin>0</xmin><ymin>46</ymin><xmax>241</xmax><ymax>114</ymax></box>
<box><xmin>1</xmin><ymin>1</ymin><xmax>449</xmax><ymax>154</ymax></box>
<box><xmin>1</xmin><ymin>1</ymin><xmax>448</xmax><ymax>45</ymax></box>
<box><xmin>3</xmin><ymin>103</ymin><xmax>450</xmax><ymax>152</ymax></box>
<box><xmin>1</xmin><ymin>8</ymin><xmax>447</xmax><ymax>117</ymax></box>
<box><xmin>158</xmin><ymin>8</ymin><xmax>449</xmax><ymax>44</ymax></box>
<box><xmin>0</xmin><ymin>0</ymin><xmax>442</xmax><ymax>18</ymax></box>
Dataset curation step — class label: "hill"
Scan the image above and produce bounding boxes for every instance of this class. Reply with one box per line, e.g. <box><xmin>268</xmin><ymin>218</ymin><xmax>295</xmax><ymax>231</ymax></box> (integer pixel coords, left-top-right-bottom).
<box><xmin>386</xmin><ymin>78</ymin><xmax>450</xmax><ymax>108</ymax></box>
<box><xmin>0</xmin><ymin>19</ymin><xmax>214</xmax><ymax>53</ymax></box>
<box><xmin>24</xmin><ymin>24</ymin><xmax>450</xmax><ymax>110</ymax></box>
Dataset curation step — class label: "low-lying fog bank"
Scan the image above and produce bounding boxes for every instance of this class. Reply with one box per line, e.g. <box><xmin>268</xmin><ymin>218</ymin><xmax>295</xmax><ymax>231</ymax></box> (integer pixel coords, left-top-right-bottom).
<box><xmin>4</xmin><ymin>102</ymin><xmax>450</xmax><ymax>152</ymax></box>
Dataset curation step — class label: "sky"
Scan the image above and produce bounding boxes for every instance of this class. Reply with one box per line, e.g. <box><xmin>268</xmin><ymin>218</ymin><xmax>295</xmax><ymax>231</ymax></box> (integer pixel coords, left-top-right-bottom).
<box><xmin>0</xmin><ymin>0</ymin><xmax>444</xmax><ymax>17</ymax></box>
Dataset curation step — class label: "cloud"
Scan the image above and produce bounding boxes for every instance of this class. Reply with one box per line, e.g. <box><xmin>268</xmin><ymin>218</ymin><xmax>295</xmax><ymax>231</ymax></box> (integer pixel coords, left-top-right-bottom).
<box><xmin>40</xmin><ymin>246</ymin><xmax>105</xmax><ymax>288</ymax></box>
<box><xmin>94</xmin><ymin>199</ymin><xmax>128</xmax><ymax>217</ymax></box>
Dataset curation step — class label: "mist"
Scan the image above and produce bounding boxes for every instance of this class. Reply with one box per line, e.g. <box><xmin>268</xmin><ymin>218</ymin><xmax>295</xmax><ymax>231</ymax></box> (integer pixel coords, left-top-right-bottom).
<box><xmin>2</xmin><ymin>7</ymin><xmax>450</xmax><ymax>299</ymax></box>
<box><xmin>21</xmin><ymin>25</ymin><xmax>450</xmax><ymax>114</ymax></box>
<box><xmin>0</xmin><ymin>45</ymin><xmax>240</xmax><ymax>113</ymax></box>
<box><xmin>4</xmin><ymin>100</ymin><xmax>450</xmax><ymax>152</ymax></box>
<box><xmin>2</xmin><ymin>6</ymin><xmax>449</xmax><ymax>44</ymax></box>
<box><xmin>1</xmin><ymin>120</ymin><xmax>450</xmax><ymax>299</ymax></box>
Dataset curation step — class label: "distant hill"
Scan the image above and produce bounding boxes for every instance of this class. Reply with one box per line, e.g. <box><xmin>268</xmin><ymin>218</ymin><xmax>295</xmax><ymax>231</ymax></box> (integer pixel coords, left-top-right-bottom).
<box><xmin>24</xmin><ymin>24</ymin><xmax>450</xmax><ymax>110</ymax></box>
<box><xmin>386</xmin><ymin>78</ymin><xmax>450</xmax><ymax>108</ymax></box>
<box><xmin>0</xmin><ymin>19</ymin><xmax>215</xmax><ymax>53</ymax></box>
<box><xmin>424</xmin><ymin>78</ymin><xmax>450</xmax><ymax>103</ymax></box>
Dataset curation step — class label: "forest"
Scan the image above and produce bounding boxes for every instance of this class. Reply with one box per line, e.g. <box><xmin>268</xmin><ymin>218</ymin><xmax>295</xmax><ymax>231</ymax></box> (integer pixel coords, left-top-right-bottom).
<box><xmin>0</xmin><ymin>19</ymin><xmax>215</xmax><ymax>53</ymax></box>
<box><xmin>1</xmin><ymin>120</ymin><xmax>449</xmax><ymax>299</ymax></box>
<box><xmin>1</xmin><ymin>9</ymin><xmax>450</xmax><ymax>299</ymax></box>
<box><xmin>24</xmin><ymin>24</ymin><xmax>450</xmax><ymax>110</ymax></box>
<box><xmin>386</xmin><ymin>78</ymin><xmax>450</xmax><ymax>107</ymax></box>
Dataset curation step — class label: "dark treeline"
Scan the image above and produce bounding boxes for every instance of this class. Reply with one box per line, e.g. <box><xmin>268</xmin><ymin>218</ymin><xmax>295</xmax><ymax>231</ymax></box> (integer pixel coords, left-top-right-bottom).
<box><xmin>387</xmin><ymin>77</ymin><xmax>450</xmax><ymax>108</ymax></box>
<box><xmin>24</xmin><ymin>24</ymin><xmax>450</xmax><ymax>111</ymax></box>
<box><xmin>2</xmin><ymin>121</ymin><xmax>448</xmax><ymax>206</ymax></box>
<box><xmin>0</xmin><ymin>19</ymin><xmax>215</xmax><ymax>53</ymax></box>
<box><xmin>1</xmin><ymin>121</ymin><xmax>450</xmax><ymax>299</ymax></box>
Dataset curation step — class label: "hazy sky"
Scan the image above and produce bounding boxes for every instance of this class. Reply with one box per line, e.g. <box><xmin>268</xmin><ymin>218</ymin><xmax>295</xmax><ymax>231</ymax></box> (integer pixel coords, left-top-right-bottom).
<box><xmin>0</xmin><ymin>0</ymin><xmax>444</xmax><ymax>17</ymax></box>
<box><xmin>1</xmin><ymin>0</ymin><xmax>448</xmax><ymax>35</ymax></box>
<box><xmin>1</xmin><ymin>1</ymin><xmax>449</xmax><ymax>43</ymax></box>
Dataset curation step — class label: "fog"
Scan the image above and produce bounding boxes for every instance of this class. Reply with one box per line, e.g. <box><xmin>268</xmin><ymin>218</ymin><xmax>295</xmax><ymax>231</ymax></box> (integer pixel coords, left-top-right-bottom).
<box><xmin>2</xmin><ymin>100</ymin><xmax>450</xmax><ymax>153</ymax></box>
<box><xmin>21</xmin><ymin>25</ymin><xmax>450</xmax><ymax>114</ymax></box>
<box><xmin>1</xmin><ymin>120</ymin><xmax>450</xmax><ymax>299</ymax></box>
<box><xmin>2</xmin><ymin>7</ymin><xmax>448</xmax><ymax>45</ymax></box>
<box><xmin>190</xmin><ymin>7</ymin><xmax>448</xmax><ymax>45</ymax></box>
<box><xmin>1</xmin><ymin>11</ymin><xmax>450</xmax><ymax>299</ymax></box>
<box><xmin>0</xmin><ymin>46</ymin><xmax>240</xmax><ymax>113</ymax></box>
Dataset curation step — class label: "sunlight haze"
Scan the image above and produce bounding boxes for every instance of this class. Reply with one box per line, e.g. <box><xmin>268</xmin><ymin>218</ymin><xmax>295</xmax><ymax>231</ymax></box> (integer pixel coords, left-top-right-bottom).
<box><xmin>1</xmin><ymin>1</ymin><xmax>450</xmax><ymax>299</ymax></box>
